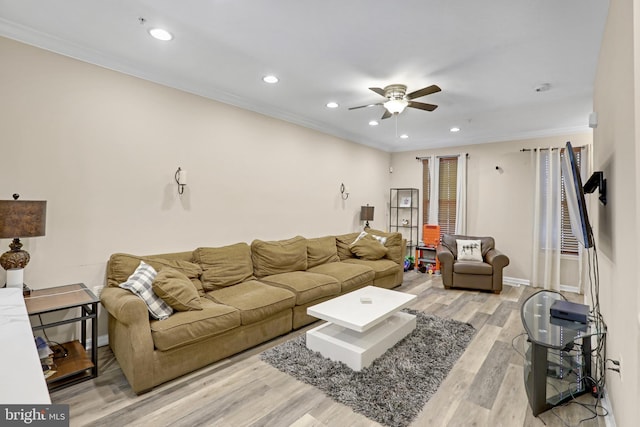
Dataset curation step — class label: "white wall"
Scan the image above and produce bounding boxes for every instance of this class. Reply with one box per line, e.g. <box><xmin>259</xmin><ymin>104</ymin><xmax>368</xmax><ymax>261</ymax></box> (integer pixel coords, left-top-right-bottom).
<box><xmin>0</xmin><ymin>36</ymin><xmax>391</xmax><ymax>337</ymax></box>
<box><xmin>592</xmin><ymin>0</ymin><xmax>640</xmax><ymax>424</ymax></box>
<box><xmin>390</xmin><ymin>133</ymin><xmax>592</xmax><ymax>284</ymax></box>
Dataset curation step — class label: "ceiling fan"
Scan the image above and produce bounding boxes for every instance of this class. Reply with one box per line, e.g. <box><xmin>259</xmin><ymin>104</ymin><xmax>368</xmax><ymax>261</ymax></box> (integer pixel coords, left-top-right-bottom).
<box><xmin>349</xmin><ymin>84</ymin><xmax>441</xmax><ymax>120</ymax></box>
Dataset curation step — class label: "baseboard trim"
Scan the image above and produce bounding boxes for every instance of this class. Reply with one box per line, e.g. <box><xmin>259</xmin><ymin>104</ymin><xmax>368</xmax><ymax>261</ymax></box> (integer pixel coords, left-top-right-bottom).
<box><xmin>503</xmin><ymin>276</ymin><xmax>530</xmax><ymax>287</ymax></box>
<box><xmin>87</xmin><ymin>334</ymin><xmax>109</xmax><ymax>348</ymax></box>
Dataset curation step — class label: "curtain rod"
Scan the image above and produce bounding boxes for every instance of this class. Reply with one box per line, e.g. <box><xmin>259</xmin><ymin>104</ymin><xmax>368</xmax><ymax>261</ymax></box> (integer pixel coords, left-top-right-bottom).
<box><xmin>415</xmin><ymin>153</ymin><xmax>468</xmax><ymax>161</ymax></box>
<box><xmin>520</xmin><ymin>144</ymin><xmax>587</xmax><ymax>152</ymax></box>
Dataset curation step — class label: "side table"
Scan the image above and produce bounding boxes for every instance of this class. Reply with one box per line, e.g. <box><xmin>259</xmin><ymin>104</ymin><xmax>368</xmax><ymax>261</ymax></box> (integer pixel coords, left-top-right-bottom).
<box><xmin>24</xmin><ymin>283</ymin><xmax>99</xmax><ymax>391</ymax></box>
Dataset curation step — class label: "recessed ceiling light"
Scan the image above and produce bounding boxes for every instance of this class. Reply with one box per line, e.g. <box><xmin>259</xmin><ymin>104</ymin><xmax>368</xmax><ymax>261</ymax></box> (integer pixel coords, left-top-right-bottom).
<box><xmin>450</xmin><ymin>127</ymin><xmax>461</xmax><ymax>132</ymax></box>
<box><xmin>262</xmin><ymin>75</ymin><xmax>279</xmax><ymax>84</ymax></box>
<box><xmin>326</xmin><ymin>102</ymin><xmax>339</xmax><ymax>109</ymax></box>
<box><xmin>400</xmin><ymin>134</ymin><xmax>409</xmax><ymax>139</ymax></box>
<box><xmin>148</xmin><ymin>28</ymin><xmax>173</xmax><ymax>41</ymax></box>
<box><xmin>369</xmin><ymin>120</ymin><xmax>379</xmax><ymax>126</ymax></box>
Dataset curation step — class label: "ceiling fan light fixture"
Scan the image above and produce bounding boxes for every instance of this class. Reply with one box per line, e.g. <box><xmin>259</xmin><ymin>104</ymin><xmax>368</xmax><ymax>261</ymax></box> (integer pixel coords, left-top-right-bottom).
<box><xmin>262</xmin><ymin>75</ymin><xmax>279</xmax><ymax>84</ymax></box>
<box><xmin>384</xmin><ymin>99</ymin><xmax>409</xmax><ymax>114</ymax></box>
<box><xmin>326</xmin><ymin>102</ymin><xmax>339</xmax><ymax>109</ymax></box>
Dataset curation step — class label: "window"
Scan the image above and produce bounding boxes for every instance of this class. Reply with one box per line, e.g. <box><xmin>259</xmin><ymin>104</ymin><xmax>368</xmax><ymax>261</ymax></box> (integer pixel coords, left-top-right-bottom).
<box><xmin>422</xmin><ymin>157</ymin><xmax>458</xmax><ymax>239</ymax></box>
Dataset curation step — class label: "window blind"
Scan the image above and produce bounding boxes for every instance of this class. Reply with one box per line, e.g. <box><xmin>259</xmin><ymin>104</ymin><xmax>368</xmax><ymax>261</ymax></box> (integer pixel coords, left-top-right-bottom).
<box><xmin>438</xmin><ymin>157</ymin><xmax>458</xmax><ymax>237</ymax></box>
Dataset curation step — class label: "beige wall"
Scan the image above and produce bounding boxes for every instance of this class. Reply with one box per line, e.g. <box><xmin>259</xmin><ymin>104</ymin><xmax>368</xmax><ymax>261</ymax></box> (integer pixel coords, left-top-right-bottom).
<box><xmin>0</xmin><ymin>37</ymin><xmax>392</xmax><ymax>338</ymax></box>
<box><xmin>592</xmin><ymin>0</ymin><xmax>640</xmax><ymax>424</ymax></box>
<box><xmin>390</xmin><ymin>133</ymin><xmax>592</xmax><ymax>284</ymax></box>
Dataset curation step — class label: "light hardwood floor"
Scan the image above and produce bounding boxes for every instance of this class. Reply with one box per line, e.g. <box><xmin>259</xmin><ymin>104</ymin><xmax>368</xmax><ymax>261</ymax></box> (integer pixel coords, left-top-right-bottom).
<box><xmin>51</xmin><ymin>273</ymin><xmax>611</xmax><ymax>427</ymax></box>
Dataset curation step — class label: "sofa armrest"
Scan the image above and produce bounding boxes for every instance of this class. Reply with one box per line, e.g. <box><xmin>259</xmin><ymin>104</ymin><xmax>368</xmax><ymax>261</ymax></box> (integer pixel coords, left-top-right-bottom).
<box><xmin>100</xmin><ymin>286</ymin><xmax>155</xmax><ymax>394</ymax></box>
<box><xmin>101</xmin><ymin>287</ymin><xmax>150</xmax><ymax>326</ymax></box>
<box><xmin>436</xmin><ymin>244</ymin><xmax>455</xmax><ymax>287</ymax></box>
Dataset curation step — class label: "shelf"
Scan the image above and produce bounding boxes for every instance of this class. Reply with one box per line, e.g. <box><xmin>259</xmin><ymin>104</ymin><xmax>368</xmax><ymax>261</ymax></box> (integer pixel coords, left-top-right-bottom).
<box><xmin>46</xmin><ymin>341</ymin><xmax>94</xmax><ymax>387</ymax></box>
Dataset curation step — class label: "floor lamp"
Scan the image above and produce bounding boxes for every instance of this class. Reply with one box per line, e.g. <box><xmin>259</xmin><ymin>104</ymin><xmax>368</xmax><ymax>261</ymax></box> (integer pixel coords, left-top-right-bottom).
<box><xmin>0</xmin><ymin>194</ymin><xmax>47</xmax><ymax>296</ymax></box>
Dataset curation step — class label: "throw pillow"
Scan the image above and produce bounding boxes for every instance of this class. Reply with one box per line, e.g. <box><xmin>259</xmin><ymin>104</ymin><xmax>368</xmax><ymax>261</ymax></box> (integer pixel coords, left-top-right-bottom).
<box><xmin>349</xmin><ymin>234</ymin><xmax>389</xmax><ymax>260</ymax></box>
<box><xmin>456</xmin><ymin>239</ymin><xmax>483</xmax><ymax>262</ymax></box>
<box><xmin>152</xmin><ymin>267</ymin><xmax>202</xmax><ymax>311</ymax></box>
<box><xmin>119</xmin><ymin>261</ymin><xmax>174</xmax><ymax>320</ymax></box>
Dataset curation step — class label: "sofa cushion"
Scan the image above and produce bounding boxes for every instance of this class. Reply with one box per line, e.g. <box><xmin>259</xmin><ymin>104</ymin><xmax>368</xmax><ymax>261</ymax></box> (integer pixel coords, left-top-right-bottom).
<box><xmin>152</xmin><ymin>267</ymin><xmax>202</xmax><ymax>311</ymax></box>
<box><xmin>307</xmin><ymin>236</ymin><xmax>340</xmax><ymax>268</ymax></box>
<box><xmin>251</xmin><ymin>236</ymin><xmax>307</xmax><ymax>278</ymax></box>
<box><xmin>119</xmin><ymin>261</ymin><xmax>174</xmax><ymax>320</ymax></box>
<box><xmin>108</xmin><ymin>253</ymin><xmax>205</xmax><ymax>295</ymax></box>
<box><xmin>194</xmin><ymin>243</ymin><xmax>255</xmax><ymax>290</ymax></box>
<box><xmin>259</xmin><ymin>271</ymin><xmax>340</xmax><ymax>305</ymax></box>
<box><xmin>454</xmin><ymin>261</ymin><xmax>493</xmax><ymax>275</ymax></box>
<box><xmin>205</xmin><ymin>280</ymin><xmax>296</xmax><ymax>325</ymax></box>
<box><xmin>307</xmin><ymin>262</ymin><xmax>375</xmax><ymax>293</ymax></box>
<box><xmin>349</xmin><ymin>233</ymin><xmax>389</xmax><ymax>260</ymax></box>
<box><xmin>150</xmin><ymin>298</ymin><xmax>241</xmax><ymax>351</ymax></box>
<box><xmin>365</xmin><ymin>229</ymin><xmax>403</xmax><ymax>265</ymax></box>
<box><xmin>335</xmin><ymin>232</ymin><xmax>361</xmax><ymax>260</ymax></box>
<box><xmin>342</xmin><ymin>258</ymin><xmax>401</xmax><ymax>280</ymax></box>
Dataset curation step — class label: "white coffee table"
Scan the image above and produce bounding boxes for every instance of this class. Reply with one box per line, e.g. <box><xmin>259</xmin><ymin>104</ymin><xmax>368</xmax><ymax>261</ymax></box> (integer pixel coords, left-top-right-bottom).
<box><xmin>306</xmin><ymin>286</ymin><xmax>417</xmax><ymax>371</ymax></box>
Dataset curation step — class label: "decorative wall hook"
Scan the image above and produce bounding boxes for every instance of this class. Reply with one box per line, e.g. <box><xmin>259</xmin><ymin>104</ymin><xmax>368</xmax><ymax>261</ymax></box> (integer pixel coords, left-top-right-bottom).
<box><xmin>175</xmin><ymin>167</ymin><xmax>187</xmax><ymax>195</ymax></box>
<box><xmin>340</xmin><ymin>183</ymin><xmax>349</xmax><ymax>200</ymax></box>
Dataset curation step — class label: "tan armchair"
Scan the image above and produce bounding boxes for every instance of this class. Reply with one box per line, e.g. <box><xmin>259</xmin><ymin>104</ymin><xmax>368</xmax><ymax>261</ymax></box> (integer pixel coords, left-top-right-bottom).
<box><xmin>436</xmin><ymin>234</ymin><xmax>509</xmax><ymax>294</ymax></box>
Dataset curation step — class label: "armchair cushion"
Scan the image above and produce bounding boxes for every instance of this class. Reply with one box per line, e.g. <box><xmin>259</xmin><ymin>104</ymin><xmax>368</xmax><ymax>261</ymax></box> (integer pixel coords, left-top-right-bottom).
<box><xmin>456</xmin><ymin>239</ymin><xmax>482</xmax><ymax>262</ymax></box>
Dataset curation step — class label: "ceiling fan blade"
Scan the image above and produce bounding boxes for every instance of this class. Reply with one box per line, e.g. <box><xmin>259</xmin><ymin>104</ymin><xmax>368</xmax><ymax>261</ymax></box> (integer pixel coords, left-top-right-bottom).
<box><xmin>408</xmin><ymin>101</ymin><xmax>438</xmax><ymax>111</ymax></box>
<box><xmin>348</xmin><ymin>102</ymin><xmax>383</xmax><ymax>110</ymax></box>
<box><xmin>369</xmin><ymin>87</ymin><xmax>386</xmax><ymax>97</ymax></box>
<box><xmin>381</xmin><ymin>110</ymin><xmax>393</xmax><ymax>120</ymax></box>
<box><xmin>406</xmin><ymin>85</ymin><xmax>441</xmax><ymax>100</ymax></box>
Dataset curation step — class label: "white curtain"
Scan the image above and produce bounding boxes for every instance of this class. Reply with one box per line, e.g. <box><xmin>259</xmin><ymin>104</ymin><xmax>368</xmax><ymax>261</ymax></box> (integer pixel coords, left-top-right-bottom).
<box><xmin>454</xmin><ymin>154</ymin><xmax>467</xmax><ymax>234</ymax></box>
<box><xmin>531</xmin><ymin>148</ymin><xmax>561</xmax><ymax>290</ymax></box>
<box><xmin>428</xmin><ymin>155</ymin><xmax>439</xmax><ymax>224</ymax></box>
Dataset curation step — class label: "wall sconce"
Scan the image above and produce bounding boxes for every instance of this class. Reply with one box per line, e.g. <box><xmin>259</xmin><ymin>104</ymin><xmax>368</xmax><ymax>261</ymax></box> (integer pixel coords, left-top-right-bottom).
<box><xmin>175</xmin><ymin>167</ymin><xmax>187</xmax><ymax>195</ymax></box>
<box><xmin>340</xmin><ymin>183</ymin><xmax>349</xmax><ymax>200</ymax></box>
<box><xmin>360</xmin><ymin>204</ymin><xmax>374</xmax><ymax>230</ymax></box>
<box><xmin>0</xmin><ymin>194</ymin><xmax>47</xmax><ymax>296</ymax></box>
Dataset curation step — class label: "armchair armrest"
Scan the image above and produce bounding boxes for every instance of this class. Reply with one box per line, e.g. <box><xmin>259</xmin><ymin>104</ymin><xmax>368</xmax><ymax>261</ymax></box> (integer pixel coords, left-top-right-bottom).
<box><xmin>436</xmin><ymin>244</ymin><xmax>455</xmax><ymax>287</ymax></box>
<box><xmin>484</xmin><ymin>249</ymin><xmax>510</xmax><ymax>293</ymax></box>
<box><xmin>484</xmin><ymin>249</ymin><xmax>510</xmax><ymax>270</ymax></box>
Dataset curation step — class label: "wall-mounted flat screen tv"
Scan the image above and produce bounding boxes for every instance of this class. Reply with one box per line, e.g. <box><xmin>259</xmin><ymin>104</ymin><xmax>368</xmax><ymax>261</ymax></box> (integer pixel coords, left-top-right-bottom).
<box><xmin>561</xmin><ymin>141</ymin><xmax>594</xmax><ymax>248</ymax></box>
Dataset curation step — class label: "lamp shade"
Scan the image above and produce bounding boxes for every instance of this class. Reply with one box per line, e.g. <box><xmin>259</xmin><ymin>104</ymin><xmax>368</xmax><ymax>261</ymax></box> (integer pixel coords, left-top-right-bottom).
<box><xmin>360</xmin><ymin>205</ymin><xmax>374</xmax><ymax>221</ymax></box>
<box><xmin>0</xmin><ymin>200</ymin><xmax>47</xmax><ymax>238</ymax></box>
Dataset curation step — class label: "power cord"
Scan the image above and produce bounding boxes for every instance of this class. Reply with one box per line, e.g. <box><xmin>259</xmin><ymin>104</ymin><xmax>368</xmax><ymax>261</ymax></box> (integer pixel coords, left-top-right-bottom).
<box><xmin>37</xmin><ymin>314</ymin><xmax>69</xmax><ymax>359</ymax></box>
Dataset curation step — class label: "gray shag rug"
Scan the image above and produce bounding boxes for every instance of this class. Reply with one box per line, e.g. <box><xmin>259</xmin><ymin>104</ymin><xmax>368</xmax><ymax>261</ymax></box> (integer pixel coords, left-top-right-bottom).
<box><xmin>260</xmin><ymin>309</ymin><xmax>475</xmax><ymax>427</ymax></box>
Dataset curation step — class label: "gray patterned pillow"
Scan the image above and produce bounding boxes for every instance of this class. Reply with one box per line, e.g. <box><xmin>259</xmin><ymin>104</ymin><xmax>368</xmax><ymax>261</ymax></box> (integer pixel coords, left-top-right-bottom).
<box><xmin>119</xmin><ymin>261</ymin><xmax>173</xmax><ymax>320</ymax></box>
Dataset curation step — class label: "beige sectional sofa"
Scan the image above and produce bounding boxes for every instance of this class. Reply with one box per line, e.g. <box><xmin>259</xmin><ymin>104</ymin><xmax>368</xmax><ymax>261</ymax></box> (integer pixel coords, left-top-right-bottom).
<box><xmin>100</xmin><ymin>230</ymin><xmax>404</xmax><ymax>394</ymax></box>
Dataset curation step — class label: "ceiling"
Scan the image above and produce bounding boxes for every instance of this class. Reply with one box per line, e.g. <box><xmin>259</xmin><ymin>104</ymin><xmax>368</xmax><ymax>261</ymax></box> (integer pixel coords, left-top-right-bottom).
<box><xmin>0</xmin><ymin>0</ymin><xmax>609</xmax><ymax>152</ymax></box>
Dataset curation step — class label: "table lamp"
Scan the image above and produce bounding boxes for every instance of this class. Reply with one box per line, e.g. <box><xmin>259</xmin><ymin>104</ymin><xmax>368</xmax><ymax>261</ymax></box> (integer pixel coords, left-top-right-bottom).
<box><xmin>360</xmin><ymin>205</ymin><xmax>374</xmax><ymax>230</ymax></box>
<box><xmin>0</xmin><ymin>194</ymin><xmax>47</xmax><ymax>296</ymax></box>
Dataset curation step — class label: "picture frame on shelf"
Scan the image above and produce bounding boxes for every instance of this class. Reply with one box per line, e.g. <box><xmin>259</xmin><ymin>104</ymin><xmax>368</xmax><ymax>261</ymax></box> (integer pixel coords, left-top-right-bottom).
<box><xmin>399</xmin><ymin>196</ymin><xmax>412</xmax><ymax>207</ymax></box>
